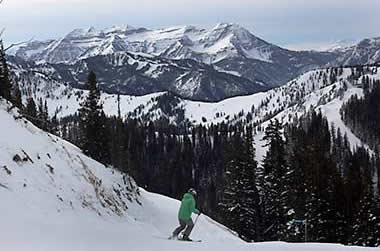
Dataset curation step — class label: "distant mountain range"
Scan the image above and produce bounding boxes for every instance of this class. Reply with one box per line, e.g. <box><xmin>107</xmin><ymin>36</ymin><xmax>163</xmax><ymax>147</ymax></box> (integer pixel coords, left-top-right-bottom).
<box><xmin>9</xmin><ymin>23</ymin><xmax>380</xmax><ymax>101</ymax></box>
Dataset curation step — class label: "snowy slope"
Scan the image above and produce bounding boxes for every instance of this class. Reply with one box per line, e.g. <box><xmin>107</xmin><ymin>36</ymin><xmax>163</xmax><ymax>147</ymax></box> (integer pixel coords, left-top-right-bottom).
<box><xmin>177</xmin><ymin>66</ymin><xmax>378</xmax><ymax>161</ymax></box>
<box><xmin>0</xmin><ymin>98</ymin><xmax>237</xmax><ymax>250</ymax></box>
<box><xmin>0</xmin><ymin>98</ymin><xmax>377</xmax><ymax>251</ymax></box>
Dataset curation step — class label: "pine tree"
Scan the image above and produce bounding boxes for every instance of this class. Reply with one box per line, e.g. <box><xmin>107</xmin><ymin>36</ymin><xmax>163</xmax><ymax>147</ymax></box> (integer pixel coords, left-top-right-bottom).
<box><xmin>219</xmin><ymin>128</ymin><xmax>245</xmax><ymax>239</ymax></box>
<box><xmin>37</xmin><ymin>98</ymin><xmax>49</xmax><ymax>130</ymax></box>
<box><xmin>283</xmin><ymin>123</ymin><xmax>309</xmax><ymax>242</ymax></box>
<box><xmin>50</xmin><ymin>114</ymin><xmax>60</xmax><ymax>136</ymax></box>
<box><xmin>13</xmin><ymin>82</ymin><xmax>23</xmax><ymax>109</ymax></box>
<box><xmin>0</xmin><ymin>40</ymin><xmax>12</xmax><ymax>101</ymax></box>
<box><xmin>25</xmin><ymin>97</ymin><xmax>37</xmax><ymax>120</ymax></box>
<box><xmin>78</xmin><ymin>71</ymin><xmax>109</xmax><ymax>163</ymax></box>
<box><xmin>261</xmin><ymin>119</ymin><xmax>290</xmax><ymax>241</ymax></box>
<box><xmin>350</xmin><ymin>147</ymin><xmax>380</xmax><ymax>246</ymax></box>
<box><xmin>294</xmin><ymin>111</ymin><xmax>344</xmax><ymax>242</ymax></box>
<box><xmin>239</xmin><ymin>125</ymin><xmax>261</xmax><ymax>241</ymax></box>
<box><xmin>351</xmin><ymin>188</ymin><xmax>377</xmax><ymax>246</ymax></box>
<box><xmin>97</xmin><ymin>110</ymin><xmax>110</xmax><ymax>163</ymax></box>
<box><xmin>219</xmin><ymin>126</ymin><xmax>260</xmax><ymax>241</ymax></box>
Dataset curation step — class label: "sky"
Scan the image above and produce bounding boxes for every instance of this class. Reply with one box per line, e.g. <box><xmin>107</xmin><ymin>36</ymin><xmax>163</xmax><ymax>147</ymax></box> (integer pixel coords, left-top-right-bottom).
<box><xmin>1</xmin><ymin>0</ymin><xmax>379</xmax><ymax>50</ymax></box>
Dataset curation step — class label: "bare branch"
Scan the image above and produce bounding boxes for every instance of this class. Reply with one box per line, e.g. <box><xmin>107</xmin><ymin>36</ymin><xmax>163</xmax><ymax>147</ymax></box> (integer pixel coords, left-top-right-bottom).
<box><xmin>4</xmin><ymin>38</ymin><xmax>34</xmax><ymax>52</ymax></box>
<box><xmin>0</xmin><ymin>0</ymin><xmax>4</xmax><ymax>38</ymax></box>
<box><xmin>0</xmin><ymin>0</ymin><xmax>34</xmax><ymax>52</ymax></box>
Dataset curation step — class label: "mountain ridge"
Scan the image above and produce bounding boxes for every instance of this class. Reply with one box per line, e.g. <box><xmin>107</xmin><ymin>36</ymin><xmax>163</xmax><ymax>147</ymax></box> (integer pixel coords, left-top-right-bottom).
<box><xmin>8</xmin><ymin>52</ymin><xmax>267</xmax><ymax>102</ymax></box>
<box><xmin>12</xmin><ymin>23</ymin><xmax>340</xmax><ymax>88</ymax></box>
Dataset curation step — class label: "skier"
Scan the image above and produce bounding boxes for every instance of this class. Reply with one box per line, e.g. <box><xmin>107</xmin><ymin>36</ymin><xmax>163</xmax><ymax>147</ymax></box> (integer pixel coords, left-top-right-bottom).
<box><xmin>169</xmin><ymin>188</ymin><xmax>201</xmax><ymax>241</ymax></box>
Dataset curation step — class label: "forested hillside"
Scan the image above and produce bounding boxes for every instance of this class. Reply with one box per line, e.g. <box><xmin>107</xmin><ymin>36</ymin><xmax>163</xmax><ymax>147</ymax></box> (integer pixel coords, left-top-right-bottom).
<box><xmin>341</xmin><ymin>78</ymin><xmax>380</xmax><ymax>151</ymax></box>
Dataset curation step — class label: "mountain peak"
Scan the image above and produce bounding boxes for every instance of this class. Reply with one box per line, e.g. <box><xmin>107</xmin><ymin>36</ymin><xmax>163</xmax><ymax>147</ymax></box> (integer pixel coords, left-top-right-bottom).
<box><xmin>88</xmin><ymin>26</ymin><xmax>96</xmax><ymax>33</ymax></box>
<box><xmin>64</xmin><ymin>25</ymin><xmax>137</xmax><ymax>39</ymax></box>
<box><xmin>213</xmin><ymin>22</ymin><xmax>241</xmax><ymax>30</ymax></box>
<box><xmin>210</xmin><ymin>23</ymin><xmax>258</xmax><ymax>41</ymax></box>
<box><xmin>212</xmin><ymin>23</ymin><xmax>254</xmax><ymax>35</ymax></box>
<box><xmin>104</xmin><ymin>24</ymin><xmax>136</xmax><ymax>33</ymax></box>
<box><xmin>65</xmin><ymin>28</ymin><xmax>89</xmax><ymax>38</ymax></box>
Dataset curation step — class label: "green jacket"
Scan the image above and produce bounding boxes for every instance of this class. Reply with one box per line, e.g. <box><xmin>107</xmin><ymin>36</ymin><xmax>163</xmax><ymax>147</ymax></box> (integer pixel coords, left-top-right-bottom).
<box><xmin>178</xmin><ymin>193</ymin><xmax>199</xmax><ymax>220</ymax></box>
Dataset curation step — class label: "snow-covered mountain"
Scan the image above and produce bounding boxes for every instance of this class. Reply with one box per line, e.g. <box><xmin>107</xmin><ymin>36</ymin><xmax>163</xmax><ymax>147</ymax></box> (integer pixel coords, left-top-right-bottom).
<box><xmin>12</xmin><ymin>23</ymin><xmax>338</xmax><ymax>87</ymax></box>
<box><xmin>331</xmin><ymin>37</ymin><xmax>380</xmax><ymax>66</ymax></box>
<box><xmin>12</xmin><ymin>23</ymin><xmax>297</xmax><ymax>64</ymax></box>
<box><xmin>0</xmin><ymin>94</ymin><xmax>377</xmax><ymax>251</ymax></box>
<box><xmin>288</xmin><ymin>39</ymin><xmax>359</xmax><ymax>52</ymax></box>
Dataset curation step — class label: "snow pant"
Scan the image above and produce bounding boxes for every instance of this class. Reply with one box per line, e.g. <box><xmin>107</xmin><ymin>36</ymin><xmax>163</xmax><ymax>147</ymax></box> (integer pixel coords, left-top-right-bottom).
<box><xmin>173</xmin><ymin>218</ymin><xmax>194</xmax><ymax>238</ymax></box>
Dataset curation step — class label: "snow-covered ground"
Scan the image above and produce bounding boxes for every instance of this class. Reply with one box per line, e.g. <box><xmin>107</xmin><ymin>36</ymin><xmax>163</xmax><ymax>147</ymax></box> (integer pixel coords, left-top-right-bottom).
<box><xmin>0</xmin><ymin>97</ymin><xmax>237</xmax><ymax>250</ymax></box>
<box><xmin>1</xmin><ymin>97</ymin><xmax>378</xmax><ymax>250</ymax></box>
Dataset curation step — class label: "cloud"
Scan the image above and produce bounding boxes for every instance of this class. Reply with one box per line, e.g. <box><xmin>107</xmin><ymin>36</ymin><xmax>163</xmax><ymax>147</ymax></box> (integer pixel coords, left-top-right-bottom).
<box><xmin>1</xmin><ymin>0</ymin><xmax>379</xmax><ymax>47</ymax></box>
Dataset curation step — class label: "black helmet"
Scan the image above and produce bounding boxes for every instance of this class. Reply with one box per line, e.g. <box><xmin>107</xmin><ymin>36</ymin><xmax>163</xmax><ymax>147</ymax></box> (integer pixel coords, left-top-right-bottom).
<box><xmin>188</xmin><ymin>188</ymin><xmax>197</xmax><ymax>196</ymax></box>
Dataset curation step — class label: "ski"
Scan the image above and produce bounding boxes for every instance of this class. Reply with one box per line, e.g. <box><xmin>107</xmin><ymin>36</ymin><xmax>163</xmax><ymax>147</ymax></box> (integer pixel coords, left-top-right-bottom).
<box><xmin>165</xmin><ymin>236</ymin><xmax>202</xmax><ymax>242</ymax></box>
<box><xmin>179</xmin><ymin>239</ymin><xmax>202</xmax><ymax>242</ymax></box>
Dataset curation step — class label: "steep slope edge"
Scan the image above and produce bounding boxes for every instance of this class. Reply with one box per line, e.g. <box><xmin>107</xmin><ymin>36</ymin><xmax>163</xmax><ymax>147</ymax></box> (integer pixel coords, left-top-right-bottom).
<box><xmin>0</xmin><ymin>98</ymin><xmax>240</xmax><ymax>250</ymax></box>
